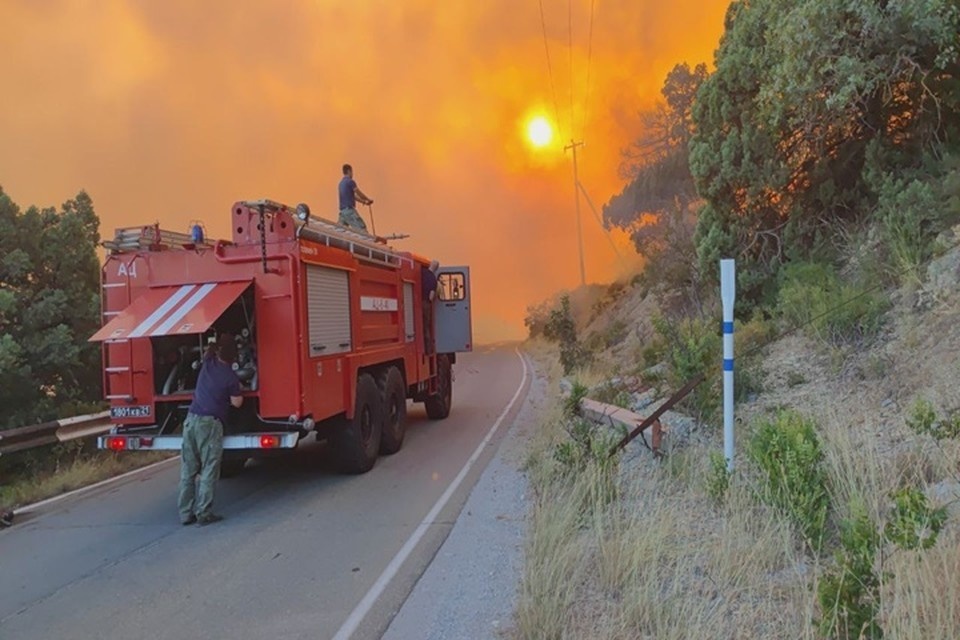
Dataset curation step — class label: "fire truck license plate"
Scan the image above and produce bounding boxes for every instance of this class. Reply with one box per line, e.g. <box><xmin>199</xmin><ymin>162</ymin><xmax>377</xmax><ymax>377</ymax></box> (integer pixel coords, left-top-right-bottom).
<box><xmin>111</xmin><ymin>405</ymin><xmax>152</xmax><ymax>419</ymax></box>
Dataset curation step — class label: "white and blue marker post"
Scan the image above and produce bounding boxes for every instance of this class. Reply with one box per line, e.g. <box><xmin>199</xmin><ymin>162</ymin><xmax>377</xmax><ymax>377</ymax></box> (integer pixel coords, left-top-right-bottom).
<box><xmin>720</xmin><ymin>259</ymin><xmax>736</xmax><ymax>472</ymax></box>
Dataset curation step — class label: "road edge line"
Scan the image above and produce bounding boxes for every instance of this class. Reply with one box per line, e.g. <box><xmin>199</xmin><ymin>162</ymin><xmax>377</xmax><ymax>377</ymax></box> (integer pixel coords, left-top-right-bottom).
<box><xmin>14</xmin><ymin>456</ymin><xmax>178</xmax><ymax>515</ymax></box>
<box><xmin>331</xmin><ymin>347</ymin><xmax>530</xmax><ymax>640</ymax></box>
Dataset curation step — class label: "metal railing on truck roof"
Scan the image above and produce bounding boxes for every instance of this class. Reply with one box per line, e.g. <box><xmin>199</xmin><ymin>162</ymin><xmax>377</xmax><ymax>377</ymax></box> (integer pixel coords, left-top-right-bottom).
<box><xmin>242</xmin><ymin>199</ymin><xmax>414</xmax><ymax>269</ymax></box>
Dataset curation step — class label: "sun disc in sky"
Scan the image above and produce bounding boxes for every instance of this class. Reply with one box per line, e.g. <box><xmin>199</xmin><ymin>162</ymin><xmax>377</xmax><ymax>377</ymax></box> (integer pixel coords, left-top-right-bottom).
<box><xmin>526</xmin><ymin>116</ymin><xmax>554</xmax><ymax>148</ymax></box>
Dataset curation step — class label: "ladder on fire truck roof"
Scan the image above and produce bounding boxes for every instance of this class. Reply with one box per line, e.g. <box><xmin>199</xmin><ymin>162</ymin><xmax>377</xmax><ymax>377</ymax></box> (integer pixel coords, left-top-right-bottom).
<box><xmin>243</xmin><ymin>199</ymin><xmax>413</xmax><ymax>269</ymax></box>
<box><xmin>102</xmin><ymin>224</ymin><xmax>214</xmax><ymax>253</ymax></box>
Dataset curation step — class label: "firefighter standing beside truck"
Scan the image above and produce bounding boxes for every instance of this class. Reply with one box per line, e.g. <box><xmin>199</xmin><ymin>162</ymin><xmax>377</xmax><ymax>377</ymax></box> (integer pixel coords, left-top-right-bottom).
<box><xmin>178</xmin><ymin>335</ymin><xmax>243</xmax><ymax>526</ymax></box>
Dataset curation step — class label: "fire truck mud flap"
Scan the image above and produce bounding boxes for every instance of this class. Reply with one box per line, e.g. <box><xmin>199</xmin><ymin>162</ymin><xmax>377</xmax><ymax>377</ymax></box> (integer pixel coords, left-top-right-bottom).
<box><xmin>98</xmin><ymin>432</ymin><xmax>299</xmax><ymax>451</ymax></box>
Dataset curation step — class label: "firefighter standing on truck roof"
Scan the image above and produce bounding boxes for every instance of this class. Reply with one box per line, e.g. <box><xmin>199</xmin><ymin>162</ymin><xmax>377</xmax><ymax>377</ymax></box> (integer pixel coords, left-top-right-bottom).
<box><xmin>178</xmin><ymin>334</ymin><xmax>243</xmax><ymax>526</ymax></box>
<box><xmin>338</xmin><ymin>163</ymin><xmax>374</xmax><ymax>232</ymax></box>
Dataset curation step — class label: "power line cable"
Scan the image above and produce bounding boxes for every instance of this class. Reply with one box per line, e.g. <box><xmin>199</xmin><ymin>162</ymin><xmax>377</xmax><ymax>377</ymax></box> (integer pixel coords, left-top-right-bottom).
<box><xmin>538</xmin><ymin>0</ymin><xmax>564</xmax><ymax>138</ymax></box>
<box><xmin>581</xmin><ymin>0</ymin><xmax>596</xmax><ymax>139</ymax></box>
<box><xmin>568</xmin><ymin>0</ymin><xmax>575</xmax><ymax>139</ymax></box>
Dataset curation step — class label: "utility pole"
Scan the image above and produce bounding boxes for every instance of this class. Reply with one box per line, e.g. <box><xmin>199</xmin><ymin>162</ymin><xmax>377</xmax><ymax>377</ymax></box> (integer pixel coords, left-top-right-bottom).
<box><xmin>565</xmin><ymin>139</ymin><xmax>586</xmax><ymax>286</ymax></box>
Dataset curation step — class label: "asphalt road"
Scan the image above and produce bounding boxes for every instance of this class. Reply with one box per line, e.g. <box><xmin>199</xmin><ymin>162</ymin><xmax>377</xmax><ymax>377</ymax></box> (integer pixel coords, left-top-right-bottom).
<box><xmin>0</xmin><ymin>346</ymin><xmax>529</xmax><ymax>640</ymax></box>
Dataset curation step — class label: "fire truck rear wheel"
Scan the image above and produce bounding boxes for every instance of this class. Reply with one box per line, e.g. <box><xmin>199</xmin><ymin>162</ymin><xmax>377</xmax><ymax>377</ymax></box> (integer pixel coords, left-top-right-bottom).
<box><xmin>378</xmin><ymin>366</ymin><xmax>407</xmax><ymax>455</ymax></box>
<box><xmin>334</xmin><ymin>372</ymin><xmax>383</xmax><ymax>474</ymax></box>
<box><xmin>425</xmin><ymin>354</ymin><xmax>452</xmax><ymax>420</ymax></box>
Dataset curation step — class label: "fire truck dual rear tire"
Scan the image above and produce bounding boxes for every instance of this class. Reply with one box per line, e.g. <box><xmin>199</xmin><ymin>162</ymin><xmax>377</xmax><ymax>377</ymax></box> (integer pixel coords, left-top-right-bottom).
<box><xmin>425</xmin><ymin>354</ymin><xmax>452</xmax><ymax>420</ymax></box>
<box><xmin>378</xmin><ymin>366</ymin><xmax>407</xmax><ymax>455</ymax></box>
<box><xmin>333</xmin><ymin>372</ymin><xmax>383</xmax><ymax>474</ymax></box>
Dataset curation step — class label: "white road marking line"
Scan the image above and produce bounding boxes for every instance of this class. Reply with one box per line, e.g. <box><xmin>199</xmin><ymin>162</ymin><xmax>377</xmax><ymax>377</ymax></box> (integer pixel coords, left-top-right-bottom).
<box><xmin>332</xmin><ymin>347</ymin><xmax>530</xmax><ymax>640</ymax></box>
<box><xmin>13</xmin><ymin>457</ymin><xmax>178</xmax><ymax>515</ymax></box>
<box><xmin>149</xmin><ymin>283</ymin><xmax>216</xmax><ymax>336</ymax></box>
<box><xmin>128</xmin><ymin>285</ymin><xmax>196</xmax><ymax>337</ymax></box>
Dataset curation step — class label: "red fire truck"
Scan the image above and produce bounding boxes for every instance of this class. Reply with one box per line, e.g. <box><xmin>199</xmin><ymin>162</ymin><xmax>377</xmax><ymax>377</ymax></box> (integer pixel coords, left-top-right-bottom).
<box><xmin>90</xmin><ymin>199</ymin><xmax>472</xmax><ymax>475</ymax></box>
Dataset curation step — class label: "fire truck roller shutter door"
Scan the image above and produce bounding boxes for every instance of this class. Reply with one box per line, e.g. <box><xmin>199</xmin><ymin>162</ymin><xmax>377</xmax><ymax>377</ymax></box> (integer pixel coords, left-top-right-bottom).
<box><xmin>305</xmin><ymin>265</ymin><xmax>352</xmax><ymax>356</ymax></box>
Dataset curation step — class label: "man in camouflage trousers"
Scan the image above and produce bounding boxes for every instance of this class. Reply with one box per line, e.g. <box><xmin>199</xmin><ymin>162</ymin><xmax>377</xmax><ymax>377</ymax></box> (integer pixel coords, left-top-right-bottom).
<box><xmin>178</xmin><ymin>334</ymin><xmax>243</xmax><ymax>526</ymax></box>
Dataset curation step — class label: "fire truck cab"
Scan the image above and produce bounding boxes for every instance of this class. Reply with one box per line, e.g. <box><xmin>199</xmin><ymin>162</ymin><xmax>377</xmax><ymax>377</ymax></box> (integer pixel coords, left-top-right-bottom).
<box><xmin>90</xmin><ymin>199</ymin><xmax>472</xmax><ymax>475</ymax></box>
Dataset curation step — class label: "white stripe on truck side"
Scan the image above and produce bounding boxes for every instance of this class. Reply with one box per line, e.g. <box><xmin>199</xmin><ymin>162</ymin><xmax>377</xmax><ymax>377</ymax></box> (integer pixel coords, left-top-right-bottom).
<box><xmin>128</xmin><ymin>285</ymin><xmax>196</xmax><ymax>337</ymax></box>
<box><xmin>150</xmin><ymin>283</ymin><xmax>217</xmax><ymax>336</ymax></box>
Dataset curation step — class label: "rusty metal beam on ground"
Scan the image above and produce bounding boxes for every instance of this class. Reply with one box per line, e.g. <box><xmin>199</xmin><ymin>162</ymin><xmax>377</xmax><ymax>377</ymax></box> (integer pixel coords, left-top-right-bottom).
<box><xmin>580</xmin><ymin>399</ymin><xmax>663</xmax><ymax>454</ymax></box>
<box><xmin>607</xmin><ymin>373</ymin><xmax>706</xmax><ymax>458</ymax></box>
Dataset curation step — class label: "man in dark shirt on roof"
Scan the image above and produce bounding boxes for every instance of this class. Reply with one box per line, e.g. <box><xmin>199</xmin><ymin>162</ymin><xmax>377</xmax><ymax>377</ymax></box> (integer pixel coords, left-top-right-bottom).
<box><xmin>178</xmin><ymin>334</ymin><xmax>243</xmax><ymax>526</ymax></box>
<box><xmin>338</xmin><ymin>163</ymin><xmax>374</xmax><ymax>232</ymax></box>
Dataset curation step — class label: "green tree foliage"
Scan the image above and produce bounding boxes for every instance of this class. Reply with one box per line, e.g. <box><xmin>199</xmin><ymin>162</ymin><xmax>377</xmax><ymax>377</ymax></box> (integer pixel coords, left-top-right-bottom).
<box><xmin>691</xmin><ymin>0</ymin><xmax>960</xmax><ymax>302</ymax></box>
<box><xmin>601</xmin><ymin>64</ymin><xmax>713</xmax><ymax>314</ymax></box>
<box><xmin>604</xmin><ymin>63</ymin><xmax>709</xmax><ymax>268</ymax></box>
<box><xmin>0</xmin><ymin>187</ymin><xmax>102</xmax><ymax>429</ymax></box>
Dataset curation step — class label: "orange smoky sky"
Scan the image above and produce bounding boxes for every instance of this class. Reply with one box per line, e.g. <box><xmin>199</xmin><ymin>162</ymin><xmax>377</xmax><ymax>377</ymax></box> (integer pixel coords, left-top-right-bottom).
<box><xmin>0</xmin><ymin>0</ymin><xmax>729</xmax><ymax>342</ymax></box>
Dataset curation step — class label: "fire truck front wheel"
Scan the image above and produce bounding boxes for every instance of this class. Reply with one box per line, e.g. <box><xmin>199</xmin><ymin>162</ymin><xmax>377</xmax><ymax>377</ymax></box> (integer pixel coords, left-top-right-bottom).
<box><xmin>425</xmin><ymin>355</ymin><xmax>453</xmax><ymax>420</ymax></box>
<box><xmin>378</xmin><ymin>366</ymin><xmax>407</xmax><ymax>455</ymax></box>
<box><xmin>333</xmin><ymin>372</ymin><xmax>383</xmax><ymax>474</ymax></box>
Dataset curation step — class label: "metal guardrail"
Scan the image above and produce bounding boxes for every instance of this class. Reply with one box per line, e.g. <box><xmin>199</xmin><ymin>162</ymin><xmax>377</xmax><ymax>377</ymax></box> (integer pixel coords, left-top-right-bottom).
<box><xmin>0</xmin><ymin>412</ymin><xmax>113</xmax><ymax>456</ymax></box>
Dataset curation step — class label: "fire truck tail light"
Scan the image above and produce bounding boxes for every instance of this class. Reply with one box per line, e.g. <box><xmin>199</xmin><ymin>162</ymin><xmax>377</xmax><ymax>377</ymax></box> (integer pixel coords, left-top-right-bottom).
<box><xmin>260</xmin><ymin>435</ymin><xmax>281</xmax><ymax>449</ymax></box>
<box><xmin>107</xmin><ymin>437</ymin><xmax>126</xmax><ymax>452</ymax></box>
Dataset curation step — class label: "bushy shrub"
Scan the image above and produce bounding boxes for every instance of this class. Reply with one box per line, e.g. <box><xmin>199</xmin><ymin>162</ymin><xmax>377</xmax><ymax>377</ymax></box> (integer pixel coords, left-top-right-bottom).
<box><xmin>562</xmin><ymin>381</ymin><xmax>589</xmax><ymax>419</ymax></box>
<box><xmin>875</xmin><ymin>172</ymin><xmax>958</xmax><ymax>284</ymax></box>
<box><xmin>817</xmin><ymin>488</ymin><xmax>947</xmax><ymax>639</ymax></box>
<box><xmin>748</xmin><ymin>409</ymin><xmax>830</xmax><ymax>551</ymax></box>
<box><xmin>652</xmin><ymin>315</ymin><xmax>720</xmax><ymax>420</ymax></box>
<box><xmin>817</xmin><ymin>504</ymin><xmax>884</xmax><ymax>640</ymax></box>
<box><xmin>523</xmin><ymin>299</ymin><xmax>553</xmax><ymax>340</ymax></box>
<box><xmin>884</xmin><ymin>487</ymin><xmax>947</xmax><ymax>551</ymax></box>
<box><xmin>553</xmin><ymin>385</ymin><xmax>624</xmax><ymax>508</ymax></box>
<box><xmin>543</xmin><ymin>296</ymin><xmax>591</xmax><ymax>374</ymax></box>
<box><xmin>777</xmin><ymin>262</ymin><xmax>887</xmax><ymax>347</ymax></box>
<box><xmin>905</xmin><ymin>398</ymin><xmax>960</xmax><ymax>441</ymax></box>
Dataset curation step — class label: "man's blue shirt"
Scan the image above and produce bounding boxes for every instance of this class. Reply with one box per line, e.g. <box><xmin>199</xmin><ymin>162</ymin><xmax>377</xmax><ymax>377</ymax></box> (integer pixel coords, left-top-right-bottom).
<box><xmin>189</xmin><ymin>354</ymin><xmax>241</xmax><ymax>424</ymax></box>
<box><xmin>339</xmin><ymin>176</ymin><xmax>357</xmax><ymax>210</ymax></box>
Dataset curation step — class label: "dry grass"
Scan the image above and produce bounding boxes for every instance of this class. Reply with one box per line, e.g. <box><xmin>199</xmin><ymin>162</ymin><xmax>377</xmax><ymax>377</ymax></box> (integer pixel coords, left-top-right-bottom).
<box><xmin>0</xmin><ymin>450</ymin><xmax>173</xmax><ymax>509</ymax></box>
<box><xmin>518</xmin><ymin>321</ymin><xmax>960</xmax><ymax>639</ymax></box>
<box><xmin>884</xmin><ymin>527</ymin><xmax>960</xmax><ymax>637</ymax></box>
<box><xmin>515</xmin><ymin>351</ymin><xmax>814</xmax><ymax>640</ymax></box>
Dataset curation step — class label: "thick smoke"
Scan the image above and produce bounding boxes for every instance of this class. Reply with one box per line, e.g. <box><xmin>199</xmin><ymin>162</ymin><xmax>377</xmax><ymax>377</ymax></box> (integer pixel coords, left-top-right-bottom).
<box><xmin>0</xmin><ymin>0</ymin><xmax>729</xmax><ymax>340</ymax></box>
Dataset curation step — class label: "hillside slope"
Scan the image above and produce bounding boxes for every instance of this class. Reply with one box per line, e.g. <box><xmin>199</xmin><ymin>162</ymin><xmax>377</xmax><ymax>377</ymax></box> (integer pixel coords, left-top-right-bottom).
<box><xmin>517</xmin><ymin>245</ymin><xmax>960</xmax><ymax>639</ymax></box>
